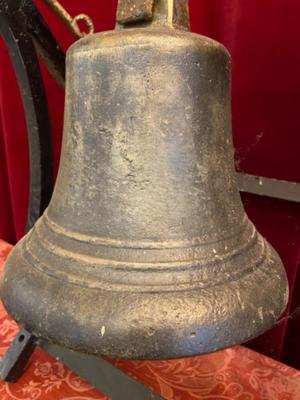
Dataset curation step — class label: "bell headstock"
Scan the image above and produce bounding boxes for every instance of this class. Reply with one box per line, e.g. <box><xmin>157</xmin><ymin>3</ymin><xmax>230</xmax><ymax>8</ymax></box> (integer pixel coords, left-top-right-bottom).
<box><xmin>116</xmin><ymin>0</ymin><xmax>190</xmax><ymax>31</ymax></box>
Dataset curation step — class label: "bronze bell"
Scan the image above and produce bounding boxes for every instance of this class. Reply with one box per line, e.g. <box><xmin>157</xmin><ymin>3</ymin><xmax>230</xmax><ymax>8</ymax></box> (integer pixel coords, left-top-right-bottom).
<box><xmin>0</xmin><ymin>0</ymin><xmax>288</xmax><ymax>360</ymax></box>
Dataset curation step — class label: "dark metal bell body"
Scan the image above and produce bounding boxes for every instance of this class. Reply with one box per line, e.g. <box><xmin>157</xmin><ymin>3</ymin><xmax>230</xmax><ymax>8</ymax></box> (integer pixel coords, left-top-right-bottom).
<box><xmin>1</xmin><ymin>1</ymin><xmax>288</xmax><ymax>359</ymax></box>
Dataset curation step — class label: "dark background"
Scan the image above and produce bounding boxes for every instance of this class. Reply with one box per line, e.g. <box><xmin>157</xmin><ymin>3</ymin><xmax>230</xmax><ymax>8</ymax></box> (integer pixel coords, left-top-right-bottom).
<box><xmin>0</xmin><ymin>0</ymin><xmax>299</xmax><ymax>367</ymax></box>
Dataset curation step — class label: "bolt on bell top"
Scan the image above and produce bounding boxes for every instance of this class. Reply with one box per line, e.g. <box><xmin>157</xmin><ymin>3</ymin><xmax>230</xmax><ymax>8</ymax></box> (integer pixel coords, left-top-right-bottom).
<box><xmin>0</xmin><ymin>0</ymin><xmax>288</xmax><ymax>360</ymax></box>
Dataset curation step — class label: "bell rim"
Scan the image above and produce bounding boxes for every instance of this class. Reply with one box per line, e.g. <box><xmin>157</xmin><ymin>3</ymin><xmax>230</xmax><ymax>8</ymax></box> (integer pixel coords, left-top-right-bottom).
<box><xmin>1</xmin><ymin>238</ymin><xmax>288</xmax><ymax>360</ymax></box>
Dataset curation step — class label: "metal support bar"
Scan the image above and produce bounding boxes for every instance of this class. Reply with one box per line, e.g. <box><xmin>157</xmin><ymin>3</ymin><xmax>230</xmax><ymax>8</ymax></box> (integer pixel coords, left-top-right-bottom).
<box><xmin>0</xmin><ymin>330</ymin><xmax>164</xmax><ymax>399</ymax></box>
<box><xmin>237</xmin><ymin>173</ymin><xmax>300</xmax><ymax>203</ymax></box>
<box><xmin>0</xmin><ymin>330</ymin><xmax>38</xmax><ymax>383</ymax></box>
<box><xmin>40</xmin><ymin>340</ymin><xmax>164</xmax><ymax>400</ymax></box>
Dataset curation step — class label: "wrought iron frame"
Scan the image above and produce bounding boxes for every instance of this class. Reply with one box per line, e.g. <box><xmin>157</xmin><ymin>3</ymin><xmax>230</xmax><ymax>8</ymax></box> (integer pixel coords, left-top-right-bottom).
<box><xmin>0</xmin><ymin>0</ymin><xmax>64</xmax><ymax>231</ymax></box>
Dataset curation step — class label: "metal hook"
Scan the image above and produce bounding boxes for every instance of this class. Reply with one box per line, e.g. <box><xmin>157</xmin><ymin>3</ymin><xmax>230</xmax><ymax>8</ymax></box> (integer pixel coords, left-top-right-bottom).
<box><xmin>42</xmin><ymin>0</ymin><xmax>94</xmax><ymax>38</ymax></box>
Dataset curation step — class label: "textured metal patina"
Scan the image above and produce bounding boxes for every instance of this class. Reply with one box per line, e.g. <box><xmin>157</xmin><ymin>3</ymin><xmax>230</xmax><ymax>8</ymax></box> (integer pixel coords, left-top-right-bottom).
<box><xmin>0</xmin><ymin>0</ymin><xmax>289</xmax><ymax>360</ymax></box>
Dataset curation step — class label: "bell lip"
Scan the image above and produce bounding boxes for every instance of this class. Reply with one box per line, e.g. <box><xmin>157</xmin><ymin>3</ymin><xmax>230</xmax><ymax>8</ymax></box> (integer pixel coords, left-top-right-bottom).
<box><xmin>0</xmin><ymin>238</ymin><xmax>289</xmax><ymax>360</ymax></box>
<box><xmin>35</xmin><ymin>309</ymin><xmax>288</xmax><ymax>361</ymax></box>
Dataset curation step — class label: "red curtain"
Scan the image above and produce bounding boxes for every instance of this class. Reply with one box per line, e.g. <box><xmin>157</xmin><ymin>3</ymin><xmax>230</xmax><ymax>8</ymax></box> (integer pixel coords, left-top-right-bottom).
<box><xmin>0</xmin><ymin>0</ymin><xmax>300</xmax><ymax>366</ymax></box>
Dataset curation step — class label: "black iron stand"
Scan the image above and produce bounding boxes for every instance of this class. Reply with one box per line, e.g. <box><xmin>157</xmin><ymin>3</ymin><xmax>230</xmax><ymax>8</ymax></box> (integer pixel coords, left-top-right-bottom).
<box><xmin>0</xmin><ymin>330</ymin><xmax>37</xmax><ymax>383</ymax></box>
<box><xmin>0</xmin><ymin>329</ymin><xmax>164</xmax><ymax>400</ymax></box>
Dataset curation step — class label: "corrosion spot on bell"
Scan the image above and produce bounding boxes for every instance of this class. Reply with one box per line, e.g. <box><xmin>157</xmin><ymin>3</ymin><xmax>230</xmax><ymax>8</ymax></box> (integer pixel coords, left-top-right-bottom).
<box><xmin>148</xmin><ymin>328</ymin><xmax>155</xmax><ymax>337</ymax></box>
<box><xmin>100</xmin><ymin>326</ymin><xmax>106</xmax><ymax>337</ymax></box>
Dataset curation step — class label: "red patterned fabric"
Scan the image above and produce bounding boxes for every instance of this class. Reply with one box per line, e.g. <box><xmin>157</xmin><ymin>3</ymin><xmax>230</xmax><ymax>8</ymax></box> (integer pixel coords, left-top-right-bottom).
<box><xmin>1</xmin><ymin>240</ymin><xmax>300</xmax><ymax>400</ymax></box>
<box><xmin>0</xmin><ymin>0</ymin><xmax>300</xmax><ymax>365</ymax></box>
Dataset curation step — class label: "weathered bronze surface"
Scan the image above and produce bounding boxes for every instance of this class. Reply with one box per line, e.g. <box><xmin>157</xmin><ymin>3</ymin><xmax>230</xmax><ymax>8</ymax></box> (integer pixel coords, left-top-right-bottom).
<box><xmin>0</xmin><ymin>0</ymin><xmax>289</xmax><ymax>360</ymax></box>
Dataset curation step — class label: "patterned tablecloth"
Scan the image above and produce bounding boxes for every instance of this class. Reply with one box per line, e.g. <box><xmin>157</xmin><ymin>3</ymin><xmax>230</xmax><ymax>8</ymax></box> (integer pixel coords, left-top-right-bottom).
<box><xmin>0</xmin><ymin>239</ymin><xmax>300</xmax><ymax>400</ymax></box>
